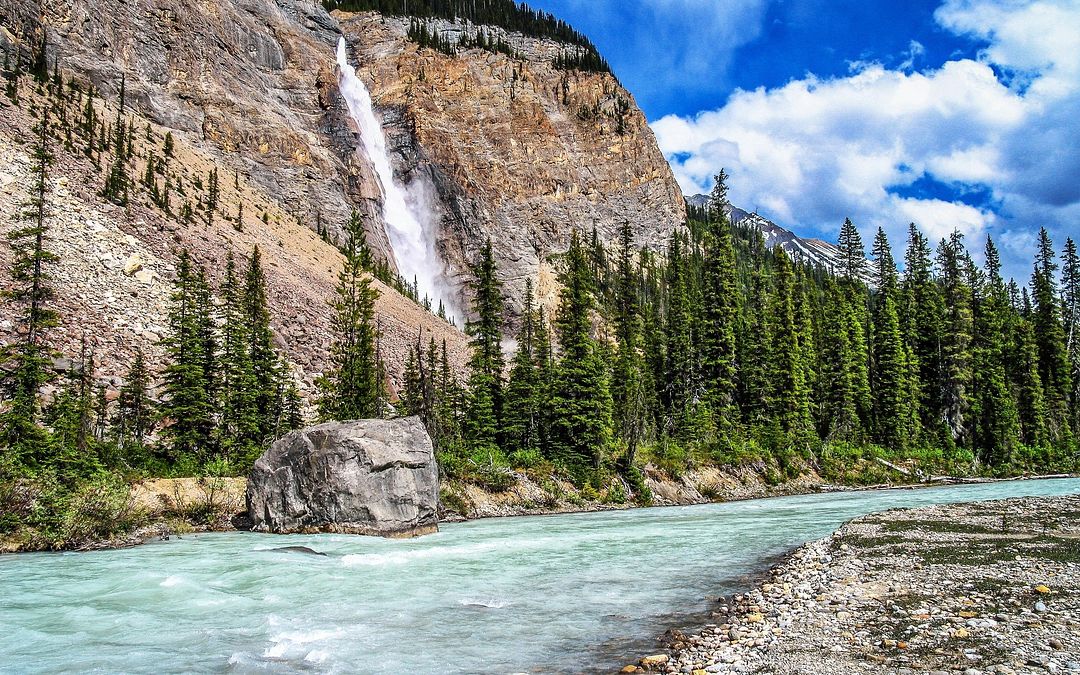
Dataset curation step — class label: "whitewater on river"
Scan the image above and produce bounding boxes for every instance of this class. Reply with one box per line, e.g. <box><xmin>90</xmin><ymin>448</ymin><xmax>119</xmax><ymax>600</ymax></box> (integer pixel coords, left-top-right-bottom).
<box><xmin>1</xmin><ymin>478</ymin><xmax>1078</xmax><ymax>674</ymax></box>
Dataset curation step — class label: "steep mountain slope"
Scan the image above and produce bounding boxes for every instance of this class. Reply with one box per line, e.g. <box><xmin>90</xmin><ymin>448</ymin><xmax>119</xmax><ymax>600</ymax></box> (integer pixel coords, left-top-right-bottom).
<box><xmin>0</xmin><ymin>72</ymin><xmax>469</xmax><ymax>399</ymax></box>
<box><xmin>336</xmin><ymin>10</ymin><xmax>686</xmax><ymax>310</ymax></box>
<box><xmin>688</xmin><ymin>195</ymin><xmax>870</xmax><ymax>281</ymax></box>
<box><xmin>0</xmin><ymin>0</ymin><xmax>685</xmax><ymax>393</ymax></box>
<box><xmin>0</xmin><ymin>0</ymin><xmax>393</xmax><ymax>254</ymax></box>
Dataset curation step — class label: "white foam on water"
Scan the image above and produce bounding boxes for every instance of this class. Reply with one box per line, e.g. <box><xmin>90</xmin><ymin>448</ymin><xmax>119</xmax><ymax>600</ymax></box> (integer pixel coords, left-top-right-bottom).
<box><xmin>459</xmin><ymin>597</ymin><xmax>512</xmax><ymax>609</ymax></box>
<box><xmin>340</xmin><ymin>540</ymin><xmax>509</xmax><ymax>567</ymax></box>
<box><xmin>335</xmin><ymin>37</ymin><xmax>461</xmax><ymax>323</ymax></box>
<box><xmin>305</xmin><ymin>650</ymin><xmax>329</xmax><ymax>663</ymax></box>
<box><xmin>159</xmin><ymin>575</ymin><xmax>183</xmax><ymax>588</ymax></box>
<box><xmin>262</xmin><ymin>628</ymin><xmax>346</xmax><ymax>659</ymax></box>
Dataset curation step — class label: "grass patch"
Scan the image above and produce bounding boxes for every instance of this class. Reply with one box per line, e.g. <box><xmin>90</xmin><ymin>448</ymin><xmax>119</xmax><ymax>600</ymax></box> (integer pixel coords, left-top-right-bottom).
<box><xmin>882</xmin><ymin>519</ymin><xmax>1002</xmax><ymax>535</ymax></box>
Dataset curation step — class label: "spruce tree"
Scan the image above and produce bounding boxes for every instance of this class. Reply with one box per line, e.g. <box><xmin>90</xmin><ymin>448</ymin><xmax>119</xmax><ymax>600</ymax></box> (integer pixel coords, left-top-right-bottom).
<box><xmin>902</xmin><ymin>223</ymin><xmax>945</xmax><ymax>444</ymax></box>
<box><xmin>1031</xmin><ymin>228</ymin><xmax>1073</xmax><ymax>444</ymax></box>
<box><xmin>1062</xmin><ymin>238</ymin><xmax>1079</xmax><ymax>434</ymax></box>
<box><xmin>837</xmin><ymin>218</ymin><xmax>868</xmax><ymax>282</ymax></box>
<box><xmin>664</xmin><ymin>234</ymin><xmax>698</xmax><ymax>438</ymax></box>
<box><xmin>819</xmin><ymin>278</ymin><xmax>861</xmax><ymax>442</ymax></box>
<box><xmin>501</xmin><ymin>279</ymin><xmax>541</xmax><ymax>459</ymax></box>
<box><xmin>1</xmin><ymin>104</ymin><xmax>58</xmax><ymax>465</ymax></box>
<box><xmin>317</xmin><ymin>211</ymin><xmax>384</xmax><ymax>420</ymax></box>
<box><xmin>159</xmin><ymin>251</ymin><xmax>215</xmax><ymax>462</ymax></box>
<box><xmin>205</xmin><ymin>168</ymin><xmax>219</xmax><ymax>226</ymax></box>
<box><xmin>1014</xmin><ymin>316</ymin><xmax>1048</xmax><ymax>450</ymax></box>
<box><xmin>279</xmin><ymin>379</ymin><xmax>304</xmax><ymax>433</ymax></box>
<box><xmin>610</xmin><ymin>221</ymin><xmax>648</xmax><ymax>466</ymax></box>
<box><xmin>114</xmin><ymin>347</ymin><xmax>153</xmax><ymax>458</ymax></box>
<box><xmin>464</xmin><ymin>239</ymin><xmax>505</xmax><ymax>455</ymax></box>
<box><xmin>549</xmin><ymin>230</ymin><xmax>613</xmax><ymax>472</ymax></box>
<box><xmin>936</xmin><ymin>232</ymin><xmax>974</xmax><ymax>451</ymax></box>
<box><xmin>243</xmin><ymin>245</ymin><xmax>282</xmax><ymax>441</ymax></box>
<box><xmin>970</xmin><ymin>236</ymin><xmax>1020</xmax><ymax>467</ymax></box>
<box><xmin>700</xmin><ymin>178</ymin><xmax>739</xmax><ymax>433</ymax></box>
<box><xmin>219</xmin><ymin>251</ymin><xmax>259</xmax><ymax>460</ymax></box>
<box><xmin>739</xmin><ymin>231</ymin><xmax>772</xmax><ymax>426</ymax></box>
<box><xmin>869</xmin><ymin>228</ymin><xmax>912</xmax><ymax>450</ymax></box>
<box><xmin>767</xmin><ymin>248</ymin><xmax>812</xmax><ymax>443</ymax></box>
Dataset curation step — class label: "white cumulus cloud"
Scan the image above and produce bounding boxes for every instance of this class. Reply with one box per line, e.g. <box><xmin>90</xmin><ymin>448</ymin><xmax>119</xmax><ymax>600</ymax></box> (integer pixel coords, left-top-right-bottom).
<box><xmin>652</xmin><ymin>0</ymin><xmax>1080</xmax><ymax>280</ymax></box>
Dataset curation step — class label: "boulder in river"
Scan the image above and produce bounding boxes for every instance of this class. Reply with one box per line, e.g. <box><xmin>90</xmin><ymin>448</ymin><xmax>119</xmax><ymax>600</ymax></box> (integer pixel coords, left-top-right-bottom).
<box><xmin>246</xmin><ymin>418</ymin><xmax>439</xmax><ymax>537</ymax></box>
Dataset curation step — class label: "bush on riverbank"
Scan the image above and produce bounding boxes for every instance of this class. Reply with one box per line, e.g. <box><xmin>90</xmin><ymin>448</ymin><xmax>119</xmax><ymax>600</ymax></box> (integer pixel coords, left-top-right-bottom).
<box><xmin>0</xmin><ymin>458</ymin><xmax>148</xmax><ymax>551</ymax></box>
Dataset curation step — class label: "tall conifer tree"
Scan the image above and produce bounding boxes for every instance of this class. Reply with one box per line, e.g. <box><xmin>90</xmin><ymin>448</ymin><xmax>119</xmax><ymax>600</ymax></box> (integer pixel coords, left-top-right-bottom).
<box><xmin>1</xmin><ymin>105</ymin><xmax>57</xmax><ymax>465</ymax></box>
<box><xmin>549</xmin><ymin>230</ymin><xmax>612</xmax><ymax>471</ymax></box>
<box><xmin>318</xmin><ymin>212</ymin><xmax>383</xmax><ymax>420</ymax></box>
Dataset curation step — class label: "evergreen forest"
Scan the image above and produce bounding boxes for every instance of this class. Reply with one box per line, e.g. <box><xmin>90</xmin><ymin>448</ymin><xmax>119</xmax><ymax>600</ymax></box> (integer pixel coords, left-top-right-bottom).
<box><xmin>1</xmin><ymin>40</ymin><xmax>1078</xmax><ymax>550</ymax></box>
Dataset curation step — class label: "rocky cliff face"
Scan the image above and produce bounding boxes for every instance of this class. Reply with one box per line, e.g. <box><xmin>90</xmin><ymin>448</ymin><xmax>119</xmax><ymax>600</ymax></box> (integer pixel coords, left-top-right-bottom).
<box><xmin>0</xmin><ymin>0</ymin><xmax>398</xmax><ymax>253</ymax></box>
<box><xmin>0</xmin><ymin>0</ymin><xmax>684</xmax><ymax>399</ymax></box>
<box><xmin>337</xmin><ymin>11</ymin><xmax>686</xmax><ymax>311</ymax></box>
<box><xmin>0</xmin><ymin>58</ymin><xmax>469</xmax><ymax>402</ymax></box>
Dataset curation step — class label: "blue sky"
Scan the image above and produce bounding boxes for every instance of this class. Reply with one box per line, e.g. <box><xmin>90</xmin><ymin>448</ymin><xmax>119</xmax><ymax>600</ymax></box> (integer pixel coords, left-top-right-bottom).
<box><xmin>531</xmin><ymin>0</ymin><xmax>1080</xmax><ymax>282</ymax></box>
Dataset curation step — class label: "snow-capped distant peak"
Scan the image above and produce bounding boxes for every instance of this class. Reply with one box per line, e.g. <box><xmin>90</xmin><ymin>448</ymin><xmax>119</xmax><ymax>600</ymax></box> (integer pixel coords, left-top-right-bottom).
<box><xmin>687</xmin><ymin>196</ymin><xmax>874</xmax><ymax>284</ymax></box>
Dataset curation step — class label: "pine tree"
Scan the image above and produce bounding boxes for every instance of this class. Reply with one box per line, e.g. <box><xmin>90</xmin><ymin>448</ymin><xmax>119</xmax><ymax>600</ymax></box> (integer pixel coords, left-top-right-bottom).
<box><xmin>159</xmin><ymin>251</ymin><xmax>216</xmax><ymax>462</ymax></box>
<box><xmin>549</xmin><ymin>230</ymin><xmax>613</xmax><ymax>472</ymax></box>
<box><xmin>1</xmin><ymin>105</ymin><xmax>58</xmax><ymax>465</ymax></box>
<box><xmin>317</xmin><ymin>211</ymin><xmax>384</xmax><ymax>420</ymax></box>
<box><xmin>464</xmin><ymin>239</ymin><xmax>505</xmax><ymax>455</ymax></box>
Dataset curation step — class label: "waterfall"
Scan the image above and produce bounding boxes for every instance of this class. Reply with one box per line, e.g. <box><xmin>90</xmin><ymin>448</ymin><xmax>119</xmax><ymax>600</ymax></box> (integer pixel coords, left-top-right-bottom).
<box><xmin>335</xmin><ymin>37</ymin><xmax>458</xmax><ymax>323</ymax></box>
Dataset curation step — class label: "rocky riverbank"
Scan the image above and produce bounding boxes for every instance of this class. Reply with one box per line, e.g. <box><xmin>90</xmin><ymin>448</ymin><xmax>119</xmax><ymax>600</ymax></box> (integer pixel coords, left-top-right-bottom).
<box><xmin>626</xmin><ymin>494</ymin><xmax>1080</xmax><ymax>675</ymax></box>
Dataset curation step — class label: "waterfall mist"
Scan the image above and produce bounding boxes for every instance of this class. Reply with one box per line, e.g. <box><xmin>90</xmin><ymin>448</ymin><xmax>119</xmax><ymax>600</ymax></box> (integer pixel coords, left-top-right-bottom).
<box><xmin>335</xmin><ymin>38</ymin><xmax>461</xmax><ymax>325</ymax></box>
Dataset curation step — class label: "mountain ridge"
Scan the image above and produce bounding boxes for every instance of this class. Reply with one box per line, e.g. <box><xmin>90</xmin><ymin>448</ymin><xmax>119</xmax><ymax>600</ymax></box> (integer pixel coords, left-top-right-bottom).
<box><xmin>687</xmin><ymin>194</ymin><xmax>872</xmax><ymax>282</ymax></box>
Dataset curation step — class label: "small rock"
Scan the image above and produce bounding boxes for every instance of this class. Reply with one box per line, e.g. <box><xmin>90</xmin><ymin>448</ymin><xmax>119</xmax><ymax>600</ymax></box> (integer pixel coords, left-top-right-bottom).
<box><xmin>1035</xmin><ymin>601</ymin><xmax>1048</xmax><ymax>613</ymax></box>
<box><xmin>122</xmin><ymin>254</ymin><xmax>143</xmax><ymax>276</ymax></box>
<box><xmin>641</xmin><ymin>654</ymin><xmax>669</xmax><ymax>669</ymax></box>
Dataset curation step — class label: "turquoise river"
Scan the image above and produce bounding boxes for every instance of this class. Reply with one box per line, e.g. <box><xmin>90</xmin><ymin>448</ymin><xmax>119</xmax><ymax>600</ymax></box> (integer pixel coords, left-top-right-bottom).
<box><xmin>2</xmin><ymin>478</ymin><xmax>1078</xmax><ymax>674</ymax></box>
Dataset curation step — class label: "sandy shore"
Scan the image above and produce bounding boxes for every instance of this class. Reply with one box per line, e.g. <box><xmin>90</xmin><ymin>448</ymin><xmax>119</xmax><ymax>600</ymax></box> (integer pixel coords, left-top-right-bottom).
<box><xmin>626</xmin><ymin>494</ymin><xmax>1080</xmax><ymax>675</ymax></box>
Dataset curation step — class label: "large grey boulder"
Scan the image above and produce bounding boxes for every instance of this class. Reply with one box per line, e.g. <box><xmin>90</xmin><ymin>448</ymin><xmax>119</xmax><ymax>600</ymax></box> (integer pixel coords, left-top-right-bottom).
<box><xmin>246</xmin><ymin>418</ymin><xmax>439</xmax><ymax>537</ymax></box>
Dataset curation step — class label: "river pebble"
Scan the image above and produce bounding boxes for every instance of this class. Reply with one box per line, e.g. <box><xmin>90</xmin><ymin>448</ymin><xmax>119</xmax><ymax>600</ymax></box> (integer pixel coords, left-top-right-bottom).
<box><xmin>625</xmin><ymin>494</ymin><xmax>1080</xmax><ymax>675</ymax></box>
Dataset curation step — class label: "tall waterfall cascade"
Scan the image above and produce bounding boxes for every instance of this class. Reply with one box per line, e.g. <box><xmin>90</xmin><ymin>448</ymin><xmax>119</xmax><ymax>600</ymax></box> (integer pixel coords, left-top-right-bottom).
<box><xmin>335</xmin><ymin>38</ymin><xmax>458</xmax><ymax>323</ymax></box>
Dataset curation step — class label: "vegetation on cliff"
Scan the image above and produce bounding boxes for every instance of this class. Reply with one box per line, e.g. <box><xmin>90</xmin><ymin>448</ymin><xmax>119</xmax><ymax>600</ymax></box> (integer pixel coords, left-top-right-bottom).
<box><xmin>335</xmin><ymin>0</ymin><xmax>611</xmax><ymax>72</ymax></box>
